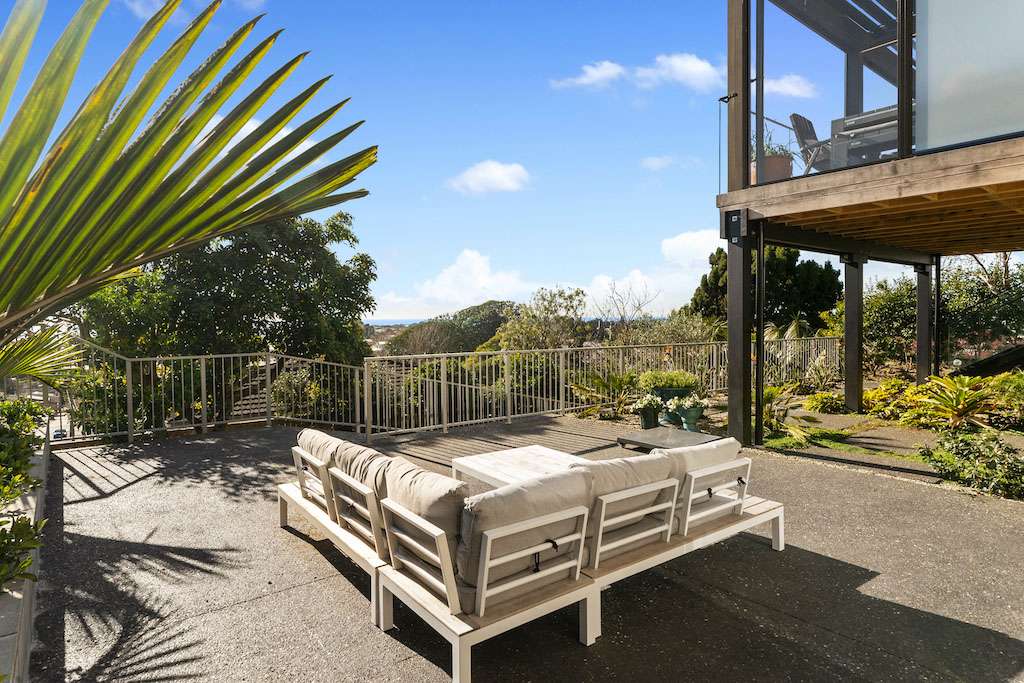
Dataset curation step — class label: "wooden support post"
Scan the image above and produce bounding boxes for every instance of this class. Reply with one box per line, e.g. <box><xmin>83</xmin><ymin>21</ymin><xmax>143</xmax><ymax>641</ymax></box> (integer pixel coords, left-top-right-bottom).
<box><xmin>727</xmin><ymin>237</ymin><xmax>753</xmax><ymax>445</ymax></box>
<box><xmin>754</xmin><ymin>221</ymin><xmax>765</xmax><ymax>445</ymax></box>
<box><xmin>727</xmin><ymin>0</ymin><xmax>750</xmax><ymax>191</ymax></box>
<box><xmin>843</xmin><ymin>256</ymin><xmax>865</xmax><ymax>412</ymax></box>
<box><xmin>916</xmin><ymin>263</ymin><xmax>932</xmax><ymax>384</ymax></box>
<box><xmin>845</xmin><ymin>51</ymin><xmax>864</xmax><ymax>116</ymax></box>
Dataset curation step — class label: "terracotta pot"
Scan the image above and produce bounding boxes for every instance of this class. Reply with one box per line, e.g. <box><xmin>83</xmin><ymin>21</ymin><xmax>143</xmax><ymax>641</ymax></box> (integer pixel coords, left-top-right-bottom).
<box><xmin>750</xmin><ymin>155</ymin><xmax>793</xmax><ymax>184</ymax></box>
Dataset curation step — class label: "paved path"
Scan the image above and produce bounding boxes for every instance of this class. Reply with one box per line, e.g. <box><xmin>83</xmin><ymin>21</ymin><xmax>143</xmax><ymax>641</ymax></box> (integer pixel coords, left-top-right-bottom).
<box><xmin>32</xmin><ymin>418</ymin><xmax>1024</xmax><ymax>682</ymax></box>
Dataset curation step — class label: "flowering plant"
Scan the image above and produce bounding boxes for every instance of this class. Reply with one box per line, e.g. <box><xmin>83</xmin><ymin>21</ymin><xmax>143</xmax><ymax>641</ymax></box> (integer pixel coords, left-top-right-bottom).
<box><xmin>632</xmin><ymin>394</ymin><xmax>664</xmax><ymax>412</ymax></box>
<box><xmin>667</xmin><ymin>395</ymin><xmax>708</xmax><ymax>412</ymax></box>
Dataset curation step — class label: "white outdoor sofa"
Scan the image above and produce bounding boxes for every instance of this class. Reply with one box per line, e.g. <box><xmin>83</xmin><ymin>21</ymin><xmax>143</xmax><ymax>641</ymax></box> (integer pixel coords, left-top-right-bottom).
<box><xmin>279</xmin><ymin>430</ymin><xmax>783</xmax><ymax>683</ymax></box>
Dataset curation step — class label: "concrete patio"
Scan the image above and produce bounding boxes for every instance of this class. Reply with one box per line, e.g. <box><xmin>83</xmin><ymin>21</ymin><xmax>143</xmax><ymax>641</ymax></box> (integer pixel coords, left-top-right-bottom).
<box><xmin>31</xmin><ymin>416</ymin><xmax>1024</xmax><ymax>682</ymax></box>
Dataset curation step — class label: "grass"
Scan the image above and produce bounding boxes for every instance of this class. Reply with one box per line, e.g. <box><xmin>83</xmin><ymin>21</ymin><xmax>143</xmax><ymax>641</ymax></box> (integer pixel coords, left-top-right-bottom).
<box><xmin>763</xmin><ymin>427</ymin><xmax>927</xmax><ymax>463</ymax></box>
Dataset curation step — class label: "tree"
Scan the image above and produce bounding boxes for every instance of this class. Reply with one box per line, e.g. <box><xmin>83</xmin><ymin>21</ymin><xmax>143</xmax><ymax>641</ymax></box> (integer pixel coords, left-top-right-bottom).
<box><xmin>385</xmin><ymin>300</ymin><xmax>512</xmax><ymax>355</ymax></box>
<box><xmin>0</xmin><ymin>0</ymin><xmax>375</xmax><ymax>381</ymax></box>
<box><xmin>687</xmin><ymin>247</ymin><xmax>843</xmax><ymax>330</ymax></box>
<box><xmin>592</xmin><ymin>282</ymin><xmax>660</xmax><ymax>346</ymax></box>
<box><xmin>638</xmin><ymin>308</ymin><xmax>724</xmax><ymax>345</ymax></box>
<box><xmin>491</xmin><ymin>287</ymin><xmax>589</xmax><ymax>350</ymax></box>
<box><xmin>67</xmin><ymin>214</ymin><xmax>375</xmax><ymax>365</ymax></box>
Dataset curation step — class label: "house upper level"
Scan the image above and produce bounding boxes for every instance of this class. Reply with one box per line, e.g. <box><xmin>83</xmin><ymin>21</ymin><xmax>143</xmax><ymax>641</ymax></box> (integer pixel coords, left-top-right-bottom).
<box><xmin>716</xmin><ymin>0</ymin><xmax>1024</xmax><ymax>256</ymax></box>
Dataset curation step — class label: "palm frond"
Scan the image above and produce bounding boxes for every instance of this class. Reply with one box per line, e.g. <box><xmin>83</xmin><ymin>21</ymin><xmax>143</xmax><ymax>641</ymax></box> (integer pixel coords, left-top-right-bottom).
<box><xmin>0</xmin><ymin>0</ymin><xmax>375</xmax><ymax>336</ymax></box>
<box><xmin>0</xmin><ymin>328</ymin><xmax>82</xmax><ymax>386</ymax></box>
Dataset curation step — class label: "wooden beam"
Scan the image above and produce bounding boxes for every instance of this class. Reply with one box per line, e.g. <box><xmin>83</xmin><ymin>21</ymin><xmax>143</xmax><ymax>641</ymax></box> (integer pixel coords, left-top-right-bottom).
<box><xmin>844</xmin><ymin>258</ymin><xmax>864</xmax><ymax>412</ymax></box>
<box><xmin>762</xmin><ymin>221</ymin><xmax>932</xmax><ymax>265</ymax></box>
<box><xmin>728</xmin><ymin>0</ymin><xmax>750</xmax><ymax>192</ymax></box>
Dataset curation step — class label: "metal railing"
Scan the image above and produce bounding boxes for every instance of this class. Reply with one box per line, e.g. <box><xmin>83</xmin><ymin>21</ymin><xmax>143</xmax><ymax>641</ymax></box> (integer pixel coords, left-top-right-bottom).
<box><xmin>5</xmin><ymin>336</ymin><xmax>840</xmax><ymax>444</ymax></box>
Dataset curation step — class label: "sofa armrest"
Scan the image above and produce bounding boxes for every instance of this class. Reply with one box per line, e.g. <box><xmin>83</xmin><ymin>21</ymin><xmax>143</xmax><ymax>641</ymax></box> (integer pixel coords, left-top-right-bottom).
<box><xmin>678</xmin><ymin>457</ymin><xmax>752</xmax><ymax>536</ymax></box>
<box><xmin>291</xmin><ymin>446</ymin><xmax>335</xmax><ymax>520</ymax></box>
<box><xmin>380</xmin><ymin>497</ymin><xmax>461</xmax><ymax>615</ymax></box>
<box><xmin>327</xmin><ymin>466</ymin><xmax>388</xmax><ymax>561</ymax></box>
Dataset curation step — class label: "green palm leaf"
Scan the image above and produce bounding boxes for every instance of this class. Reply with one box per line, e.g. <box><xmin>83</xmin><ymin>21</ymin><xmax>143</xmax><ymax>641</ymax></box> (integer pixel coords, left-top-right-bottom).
<box><xmin>0</xmin><ymin>0</ymin><xmax>376</xmax><ymax>348</ymax></box>
<box><xmin>0</xmin><ymin>328</ymin><xmax>81</xmax><ymax>386</ymax></box>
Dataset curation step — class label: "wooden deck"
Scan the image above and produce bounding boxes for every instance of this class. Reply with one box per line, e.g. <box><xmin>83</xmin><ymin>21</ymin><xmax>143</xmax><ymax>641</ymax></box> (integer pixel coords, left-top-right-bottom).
<box><xmin>367</xmin><ymin>415</ymin><xmax>645</xmax><ymax>470</ymax></box>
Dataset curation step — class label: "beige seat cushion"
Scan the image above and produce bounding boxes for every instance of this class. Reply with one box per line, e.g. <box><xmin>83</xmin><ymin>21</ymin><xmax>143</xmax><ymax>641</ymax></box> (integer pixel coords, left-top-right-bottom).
<box><xmin>457</xmin><ymin>469</ymin><xmax>593</xmax><ymax>586</ymax></box>
<box><xmin>385</xmin><ymin>460</ymin><xmax>468</xmax><ymax>561</ymax></box>
<box><xmin>652</xmin><ymin>437</ymin><xmax>742</xmax><ymax>481</ymax></box>
<box><xmin>568</xmin><ymin>453</ymin><xmax>672</xmax><ymax>537</ymax></box>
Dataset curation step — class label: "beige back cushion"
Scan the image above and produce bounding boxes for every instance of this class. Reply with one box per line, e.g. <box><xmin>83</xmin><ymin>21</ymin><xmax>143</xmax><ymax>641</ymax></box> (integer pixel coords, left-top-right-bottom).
<box><xmin>385</xmin><ymin>460</ymin><xmax>467</xmax><ymax>561</ymax></box>
<box><xmin>652</xmin><ymin>437</ymin><xmax>742</xmax><ymax>481</ymax></box>
<box><xmin>457</xmin><ymin>468</ymin><xmax>593</xmax><ymax>586</ymax></box>
<box><xmin>569</xmin><ymin>453</ymin><xmax>672</xmax><ymax>537</ymax></box>
<box><xmin>296</xmin><ymin>428</ymin><xmax>345</xmax><ymax>465</ymax></box>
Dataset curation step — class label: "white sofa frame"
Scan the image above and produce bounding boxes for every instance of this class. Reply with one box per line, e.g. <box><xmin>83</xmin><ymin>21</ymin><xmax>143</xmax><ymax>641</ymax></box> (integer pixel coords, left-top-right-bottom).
<box><xmin>278</xmin><ymin>445</ymin><xmax>388</xmax><ymax>625</ymax></box>
<box><xmin>590</xmin><ymin>478</ymin><xmax>679</xmax><ymax>570</ymax></box>
<box><xmin>377</xmin><ymin>498</ymin><xmax>599</xmax><ymax>683</ymax></box>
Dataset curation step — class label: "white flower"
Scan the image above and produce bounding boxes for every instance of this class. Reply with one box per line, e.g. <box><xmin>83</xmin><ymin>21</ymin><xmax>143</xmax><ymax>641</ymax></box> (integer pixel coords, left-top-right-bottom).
<box><xmin>632</xmin><ymin>394</ymin><xmax>665</xmax><ymax>412</ymax></box>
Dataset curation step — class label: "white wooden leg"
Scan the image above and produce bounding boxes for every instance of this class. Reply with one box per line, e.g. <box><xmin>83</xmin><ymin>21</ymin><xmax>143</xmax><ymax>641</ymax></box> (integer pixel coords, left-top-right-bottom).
<box><xmin>579</xmin><ymin>590</ymin><xmax>601</xmax><ymax>645</ymax></box>
<box><xmin>452</xmin><ymin>638</ymin><xmax>471</xmax><ymax>683</ymax></box>
<box><xmin>370</xmin><ymin>571</ymin><xmax>380</xmax><ymax>627</ymax></box>
<box><xmin>278</xmin><ymin>494</ymin><xmax>288</xmax><ymax>527</ymax></box>
<box><xmin>379</xmin><ymin>584</ymin><xmax>394</xmax><ymax>631</ymax></box>
<box><xmin>771</xmin><ymin>512</ymin><xmax>785</xmax><ymax>551</ymax></box>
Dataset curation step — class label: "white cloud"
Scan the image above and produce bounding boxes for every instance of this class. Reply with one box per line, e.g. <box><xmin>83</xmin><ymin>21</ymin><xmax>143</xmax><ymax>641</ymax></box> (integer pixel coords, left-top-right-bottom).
<box><xmin>661</xmin><ymin>229</ymin><xmax>723</xmax><ymax>270</ymax></box>
<box><xmin>376</xmin><ymin>250</ymin><xmax>537</xmax><ymax>319</ymax></box>
<box><xmin>121</xmin><ymin>0</ymin><xmax>189</xmax><ymax>23</ymax></box>
<box><xmin>764</xmin><ymin>74</ymin><xmax>819</xmax><ymax>98</ymax></box>
<box><xmin>550</xmin><ymin>60</ymin><xmax>627</xmax><ymax>89</ymax></box>
<box><xmin>446</xmin><ymin>160</ymin><xmax>530</xmax><ymax>196</ymax></box>
<box><xmin>633</xmin><ymin>53</ymin><xmax>725</xmax><ymax>92</ymax></box>
<box><xmin>641</xmin><ymin>155</ymin><xmax>675</xmax><ymax>171</ymax></box>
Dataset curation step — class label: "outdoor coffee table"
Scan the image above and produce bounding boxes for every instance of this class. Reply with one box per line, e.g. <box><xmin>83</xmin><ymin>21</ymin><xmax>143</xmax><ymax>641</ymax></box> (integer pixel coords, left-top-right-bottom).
<box><xmin>451</xmin><ymin>445</ymin><xmax>589</xmax><ymax>488</ymax></box>
<box><xmin>616</xmin><ymin>427</ymin><xmax>721</xmax><ymax>452</ymax></box>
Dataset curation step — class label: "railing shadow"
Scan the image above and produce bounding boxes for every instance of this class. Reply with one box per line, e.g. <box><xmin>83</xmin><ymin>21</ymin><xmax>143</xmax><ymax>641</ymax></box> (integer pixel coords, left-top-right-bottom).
<box><xmin>383</xmin><ymin>534</ymin><xmax>1024</xmax><ymax>681</ymax></box>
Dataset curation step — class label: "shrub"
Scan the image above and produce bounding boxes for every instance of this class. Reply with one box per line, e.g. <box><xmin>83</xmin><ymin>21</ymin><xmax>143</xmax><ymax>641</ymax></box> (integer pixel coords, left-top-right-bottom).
<box><xmin>988</xmin><ymin>371</ymin><xmax>1024</xmax><ymax>430</ymax></box>
<box><xmin>0</xmin><ymin>399</ymin><xmax>47</xmax><ymax>589</ymax></box>
<box><xmin>637</xmin><ymin>370</ymin><xmax>698</xmax><ymax>393</ymax></box>
<box><xmin>801</xmin><ymin>353</ymin><xmax>839</xmax><ymax>393</ymax></box>
<box><xmin>802</xmin><ymin>392</ymin><xmax>845</xmax><ymax>414</ymax></box>
<box><xmin>919</xmin><ymin>430</ymin><xmax>1024</xmax><ymax>499</ymax></box>
<box><xmin>863</xmin><ymin>378</ymin><xmax>910</xmax><ymax>416</ymax></box>
<box><xmin>917</xmin><ymin>375</ymin><xmax>999</xmax><ymax>430</ymax></box>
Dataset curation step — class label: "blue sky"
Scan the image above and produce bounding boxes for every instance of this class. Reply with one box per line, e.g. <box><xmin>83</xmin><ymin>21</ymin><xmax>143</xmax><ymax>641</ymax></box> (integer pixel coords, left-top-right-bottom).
<box><xmin>24</xmin><ymin>0</ymin><xmax>913</xmax><ymax>321</ymax></box>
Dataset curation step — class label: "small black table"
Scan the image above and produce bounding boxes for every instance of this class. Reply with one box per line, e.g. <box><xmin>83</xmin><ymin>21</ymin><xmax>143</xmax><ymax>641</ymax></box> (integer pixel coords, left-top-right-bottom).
<box><xmin>617</xmin><ymin>427</ymin><xmax>721</xmax><ymax>451</ymax></box>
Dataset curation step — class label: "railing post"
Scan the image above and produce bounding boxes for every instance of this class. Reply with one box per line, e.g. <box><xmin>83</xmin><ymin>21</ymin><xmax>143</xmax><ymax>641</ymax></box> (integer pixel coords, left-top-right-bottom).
<box><xmin>126</xmin><ymin>360</ymin><xmax>134</xmax><ymax>444</ymax></box>
<box><xmin>265</xmin><ymin>352</ymin><xmax>273</xmax><ymax>426</ymax></box>
<box><xmin>363</xmin><ymin>357</ymin><xmax>373</xmax><ymax>444</ymax></box>
<box><xmin>440</xmin><ymin>362</ymin><xmax>449</xmax><ymax>434</ymax></box>
<box><xmin>200</xmin><ymin>359</ymin><xmax>208</xmax><ymax>434</ymax></box>
<box><xmin>355</xmin><ymin>366</ymin><xmax>362</xmax><ymax>433</ymax></box>
<box><xmin>618</xmin><ymin>347</ymin><xmax>625</xmax><ymax>375</ymax></box>
<box><xmin>559</xmin><ymin>350</ymin><xmax>566</xmax><ymax>416</ymax></box>
<box><xmin>504</xmin><ymin>352</ymin><xmax>512</xmax><ymax>424</ymax></box>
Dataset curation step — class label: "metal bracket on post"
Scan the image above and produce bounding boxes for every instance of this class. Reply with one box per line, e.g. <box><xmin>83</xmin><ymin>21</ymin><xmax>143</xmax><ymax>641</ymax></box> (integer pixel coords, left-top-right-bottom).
<box><xmin>200</xmin><ymin>360</ymin><xmax>208</xmax><ymax>434</ymax></box>
<box><xmin>504</xmin><ymin>352</ymin><xmax>512</xmax><ymax>425</ymax></box>
<box><xmin>363</xmin><ymin>358</ymin><xmax>373</xmax><ymax>444</ymax></box>
<box><xmin>126</xmin><ymin>360</ymin><xmax>134</xmax><ymax>444</ymax></box>
<box><xmin>265</xmin><ymin>352</ymin><xmax>273</xmax><ymax>427</ymax></box>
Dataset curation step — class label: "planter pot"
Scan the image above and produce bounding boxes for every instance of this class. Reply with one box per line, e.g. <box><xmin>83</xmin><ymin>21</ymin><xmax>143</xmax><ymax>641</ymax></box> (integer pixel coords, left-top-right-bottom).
<box><xmin>750</xmin><ymin>155</ymin><xmax>793</xmax><ymax>184</ymax></box>
<box><xmin>639</xmin><ymin>406</ymin><xmax>660</xmax><ymax>430</ymax></box>
<box><xmin>652</xmin><ymin>387</ymin><xmax>692</xmax><ymax>426</ymax></box>
<box><xmin>677</xmin><ymin>406</ymin><xmax>706</xmax><ymax>432</ymax></box>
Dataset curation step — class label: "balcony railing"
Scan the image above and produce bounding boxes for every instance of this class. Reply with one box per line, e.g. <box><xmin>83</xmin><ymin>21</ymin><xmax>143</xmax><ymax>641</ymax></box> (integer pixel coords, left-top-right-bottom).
<box><xmin>3</xmin><ymin>336</ymin><xmax>841</xmax><ymax>444</ymax></box>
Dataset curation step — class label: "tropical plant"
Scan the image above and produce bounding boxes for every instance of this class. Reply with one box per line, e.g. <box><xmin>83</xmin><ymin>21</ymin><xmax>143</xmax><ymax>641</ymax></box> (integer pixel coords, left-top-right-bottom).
<box><xmin>761</xmin><ymin>381</ymin><xmax>819</xmax><ymax>442</ymax></box>
<box><xmin>917</xmin><ymin>375</ymin><xmax>1000</xmax><ymax>430</ymax></box>
<box><xmin>0</xmin><ymin>398</ymin><xmax>47</xmax><ymax>588</ymax></box>
<box><xmin>802</xmin><ymin>392</ymin><xmax>845</xmax><ymax>414</ymax></box>
<box><xmin>637</xmin><ymin>369</ymin><xmax>698</xmax><ymax>393</ymax></box>
<box><xmin>0</xmin><ymin>0</ymin><xmax>375</xmax><ymax>380</ymax></box>
<box><xmin>571</xmin><ymin>371</ymin><xmax>638</xmax><ymax>418</ymax></box>
<box><xmin>0</xmin><ymin>328</ymin><xmax>81</xmax><ymax>387</ymax></box>
<box><xmin>801</xmin><ymin>352</ymin><xmax>839</xmax><ymax>393</ymax></box>
<box><xmin>919</xmin><ymin>430</ymin><xmax>1024</xmax><ymax>499</ymax></box>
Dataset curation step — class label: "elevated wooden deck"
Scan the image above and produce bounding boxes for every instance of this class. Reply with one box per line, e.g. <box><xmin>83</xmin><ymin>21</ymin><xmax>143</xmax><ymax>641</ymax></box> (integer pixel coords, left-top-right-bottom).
<box><xmin>717</xmin><ymin>136</ymin><xmax>1024</xmax><ymax>255</ymax></box>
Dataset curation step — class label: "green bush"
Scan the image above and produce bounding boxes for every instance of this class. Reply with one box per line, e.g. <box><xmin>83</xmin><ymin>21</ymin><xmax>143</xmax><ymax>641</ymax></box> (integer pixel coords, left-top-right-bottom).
<box><xmin>863</xmin><ymin>378</ymin><xmax>910</xmax><ymax>416</ymax></box>
<box><xmin>989</xmin><ymin>371</ymin><xmax>1024</xmax><ymax>430</ymax></box>
<box><xmin>0</xmin><ymin>399</ymin><xmax>46</xmax><ymax>590</ymax></box>
<box><xmin>919</xmin><ymin>430</ymin><xmax>1024</xmax><ymax>499</ymax></box>
<box><xmin>802</xmin><ymin>392</ymin><xmax>845</xmax><ymax>414</ymax></box>
<box><xmin>637</xmin><ymin>370</ymin><xmax>698</xmax><ymax>393</ymax></box>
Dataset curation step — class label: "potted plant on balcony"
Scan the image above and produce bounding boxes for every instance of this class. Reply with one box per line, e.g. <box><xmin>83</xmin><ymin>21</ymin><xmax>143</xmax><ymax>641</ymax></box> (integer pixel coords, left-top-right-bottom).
<box><xmin>638</xmin><ymin>370</ymin><xmax>698</xmax><ymax>426</ymax></box>
<box><xmin>750</xmin><ymin>130</ymin><xmax>795</xmax><ymax>183</ymax></box>
<box><xmin>632</xmin><ymin>393</ymin><xmax>665</xmax><ymax>430</ymax></box>
<box><xmin>667</xmin><ymin>394</ymin><xmax>710</xmax><ymax>433</ymax></box>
